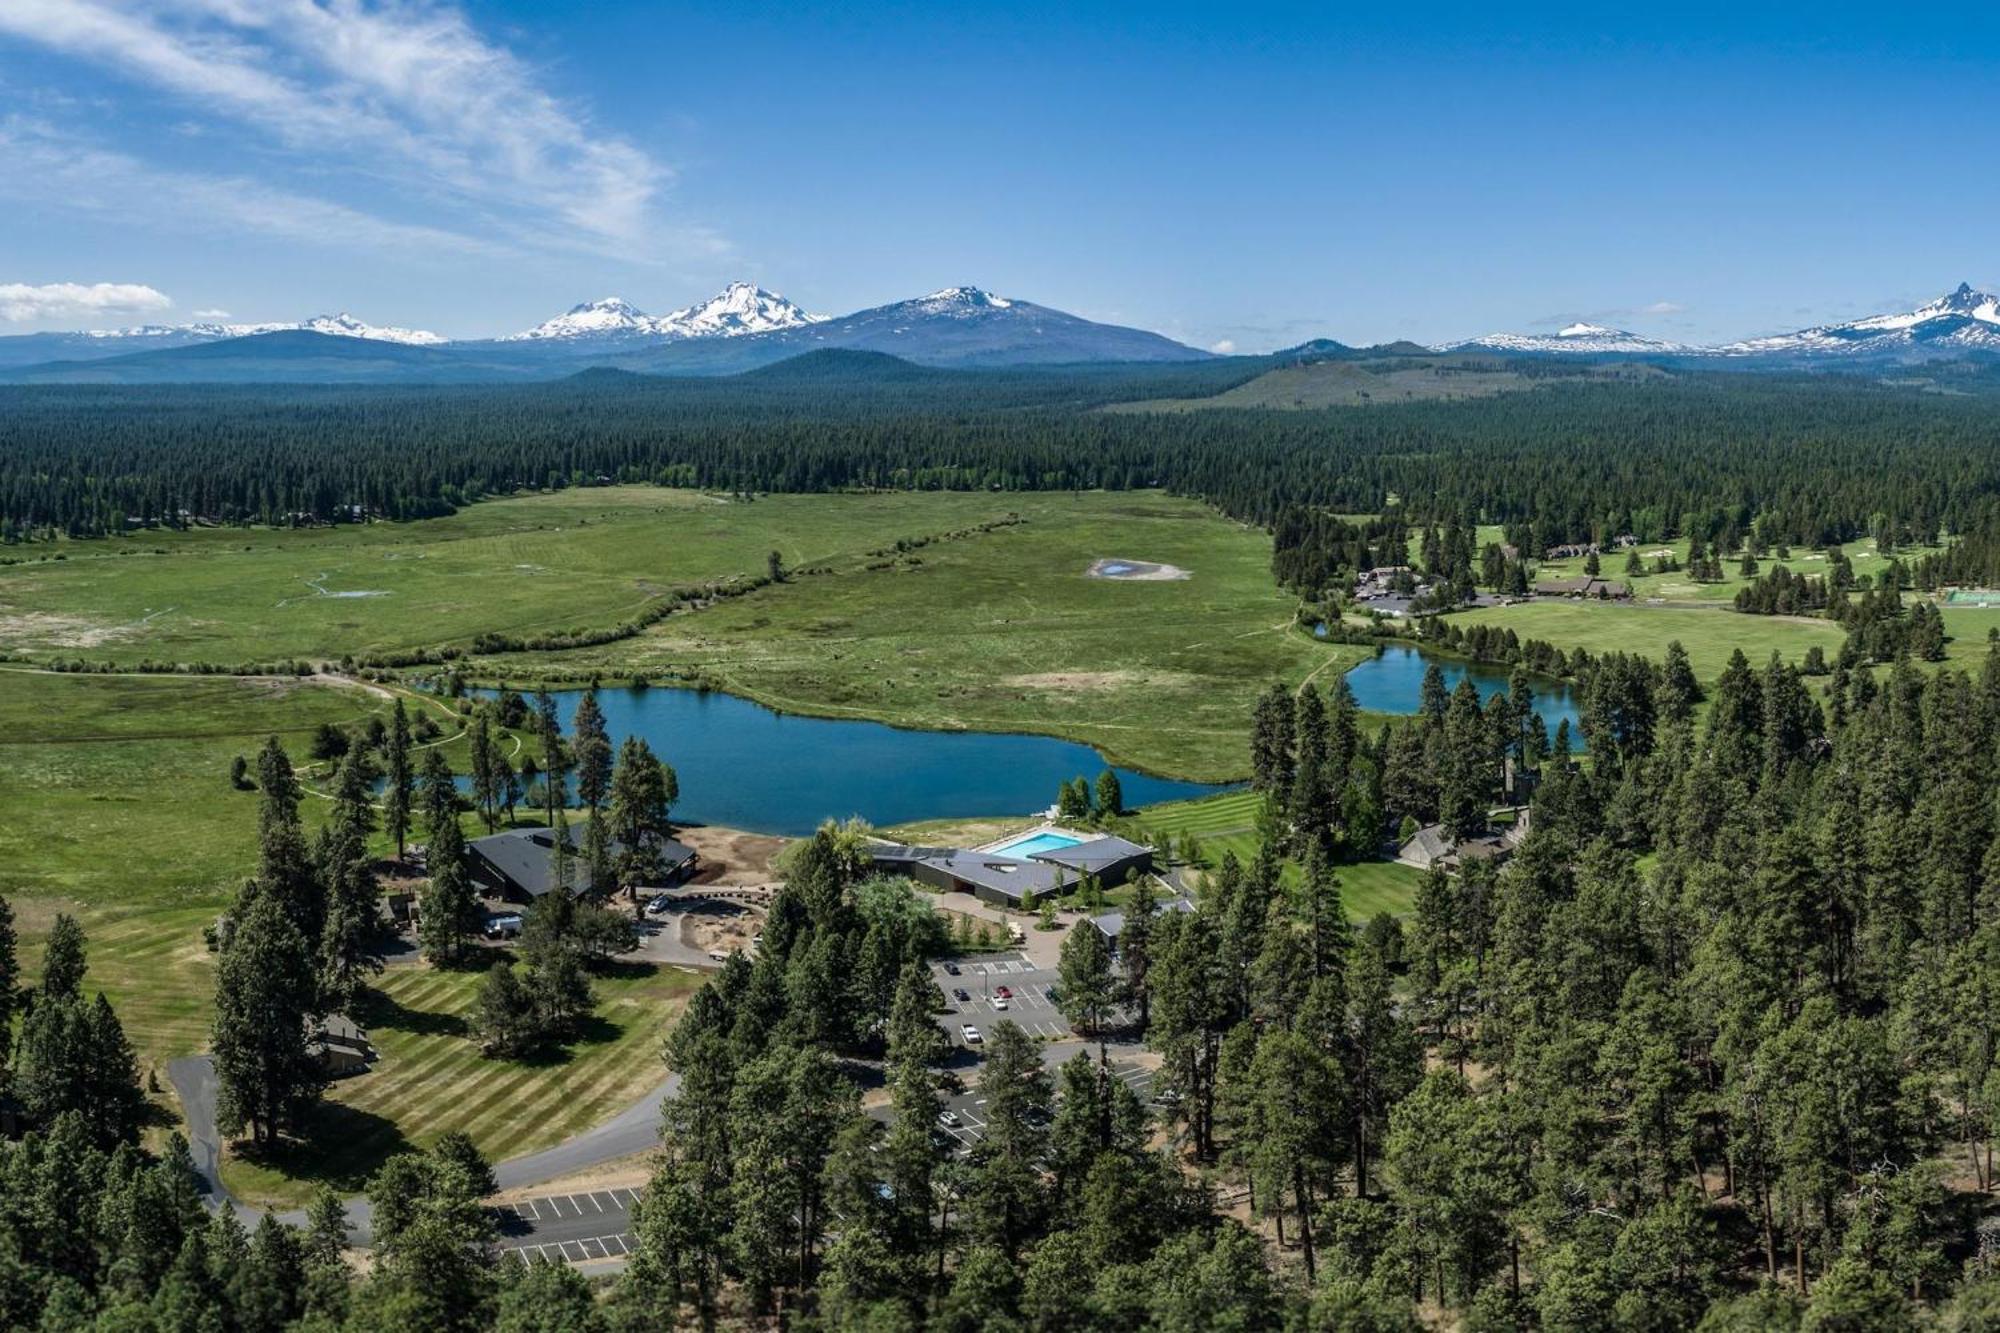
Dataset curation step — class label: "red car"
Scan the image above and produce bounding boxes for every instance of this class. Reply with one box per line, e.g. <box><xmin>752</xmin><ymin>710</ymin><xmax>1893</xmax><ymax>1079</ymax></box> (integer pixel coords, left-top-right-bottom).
<box><xmin>994</xmin><ymin>985</ymin><xmax>1013</xmax><ymax>999</ymax></box>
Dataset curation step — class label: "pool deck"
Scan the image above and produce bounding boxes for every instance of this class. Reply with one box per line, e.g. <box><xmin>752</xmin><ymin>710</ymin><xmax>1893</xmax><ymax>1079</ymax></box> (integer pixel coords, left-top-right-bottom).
<box><xmin>974</xmin><ymin>823</ymin><xmax>1094</xmax><ymax>857</ymax></box>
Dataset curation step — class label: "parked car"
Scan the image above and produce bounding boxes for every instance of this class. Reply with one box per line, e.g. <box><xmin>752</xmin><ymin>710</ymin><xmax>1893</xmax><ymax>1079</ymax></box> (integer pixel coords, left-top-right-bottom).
<box><xmin>953</xmin><ymin>988</ymin><xmax>971</xmax><ymax>1002</ymax></box>
<box><xmin>483</xmin><ymin>914</ymin><xmax>523</xmax><ymax>940</ymax></box>
<box><xmin>994</xmin><ymin>985</ymin><xmax>1013</xmax><ymax>999</ymax></box>
<box><xmin>992</xmin><ymin>997</ymin><xmax>1009</xmax><ymax>1011</ymax></box>
<box><xmin>646</xmin><ymin>894</ymin><xmax>673</xmax><ymax>914</ymax></box>
<box><xmin>943</xmin><ymin>962</ymin><xmax>961</xmax><ymax>975</ymax></box>
<box><xmin>937</xmin><ymin>1109</ymin><xmax>961</xmax><ymax>1128</ymax></box>
<box><xmin>961</xmin><ymin>1025</ymin><xmax>982</xmax><ymax>1044</ymax></box>
<box><xmin>706</xmin><ymin>949</ymin><xmax>730</xmax><ymax>962</ymax></box>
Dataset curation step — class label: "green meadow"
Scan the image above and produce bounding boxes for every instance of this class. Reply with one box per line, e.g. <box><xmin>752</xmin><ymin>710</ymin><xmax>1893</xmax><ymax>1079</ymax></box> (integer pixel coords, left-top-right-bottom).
<box><xmin>485</xmin><ymin>491</ymin><xmax>1364</xmax><ymax>782</ymax></box>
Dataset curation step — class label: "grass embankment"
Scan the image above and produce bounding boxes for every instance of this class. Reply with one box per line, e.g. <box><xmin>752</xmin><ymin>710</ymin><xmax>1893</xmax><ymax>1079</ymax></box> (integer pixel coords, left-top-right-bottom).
<box><xmin>0</xmin><ymin>669</ymin><xmax>694</xmax><ymax>1203</ymax></box>
<box><xmin>490</xmin><ymin>491</ymin><xmax>1362</xmax><ymax>781</ymax></box>
<box><xmin>221</xmin><ymin>961</ymin><xmax>698</xmax><ymax>1209</ymax></box>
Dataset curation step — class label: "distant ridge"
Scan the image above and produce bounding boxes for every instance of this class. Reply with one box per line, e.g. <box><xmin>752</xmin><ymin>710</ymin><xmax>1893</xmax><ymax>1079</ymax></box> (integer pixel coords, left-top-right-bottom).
<box><xmin>737</xmin><ymin>348</ymin><xmax>937</xmax><ymax>381</ymax></box>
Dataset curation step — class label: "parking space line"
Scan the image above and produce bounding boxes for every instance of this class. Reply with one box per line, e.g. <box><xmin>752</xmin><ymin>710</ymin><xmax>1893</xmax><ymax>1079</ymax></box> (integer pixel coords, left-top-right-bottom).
<box><xmin>615</xmin><ymin>1234</ymin><xmax>632</xmax><ymax>1255</ymax></box>
<box><xmin>588</xmin><ymin>1193</ymin><xmax>605</xmax><ymax>1212</ymax></box>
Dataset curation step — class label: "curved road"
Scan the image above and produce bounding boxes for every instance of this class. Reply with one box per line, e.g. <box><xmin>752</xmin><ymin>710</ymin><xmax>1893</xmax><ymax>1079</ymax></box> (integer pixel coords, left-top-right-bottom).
<box><xmin>166</xmin><ymin>1055</ymin><xmax>681</xmax><ymax>1249</ymax></box>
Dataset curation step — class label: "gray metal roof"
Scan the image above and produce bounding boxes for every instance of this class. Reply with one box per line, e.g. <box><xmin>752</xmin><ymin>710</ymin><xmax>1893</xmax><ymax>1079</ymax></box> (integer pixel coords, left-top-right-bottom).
<box><xmin>469</xmin><ymin>824</ymin><xmax>693</xmax><ymax>899</ymax></box>
<box><xmin>923</xmin><ymin>850</ymin><xmax>1074</xmax><ymax>903</ymax></box>
<box><xmin>1032</xmin><ymin>834</ymin><xmax>1152</xmax><ymax>875</ymax></box>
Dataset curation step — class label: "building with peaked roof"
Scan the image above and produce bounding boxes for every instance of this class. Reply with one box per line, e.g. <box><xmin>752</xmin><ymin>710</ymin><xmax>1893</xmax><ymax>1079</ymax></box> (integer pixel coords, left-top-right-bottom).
<box><xmin>468</xmin><ymin>825</ymin><xmax>696</xmax><ymax>904</ymax></box>
<box><xmin>1396</xmin><ymin>822</ymin><xmax>1516</xmax><ymax>872</ymax></box>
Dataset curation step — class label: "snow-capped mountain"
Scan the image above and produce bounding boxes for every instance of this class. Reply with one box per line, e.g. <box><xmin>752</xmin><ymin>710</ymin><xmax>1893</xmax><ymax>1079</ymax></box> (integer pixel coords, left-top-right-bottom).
<box><xmin>1438</xmin><ymin>322</ymin><xmax>1692</xmax><ymax>355</ymax></box>
<box><xmin>618</xmin><ymin>284</ymin><xmax>1208</xmax><ymax>371</ymax></box>
<box><xmin>504</xmin><ymin>283</ymin><xmax>823</xmax><ymax>342</ymax></box>
<box><xmin>1436</xmin><ymin>285</ymin><xmax>2000</xmax><ymax>362</ymax></box>
<box><xmin>1715</xmin><ymin>283</ymin><xmax>2000</xmax><ymax>357</ymax></box>
<box><xmin>86</xmin><ymin>312</ymin><xmax>445</xmax><ymax>346</ymax></box>
<box><xmin>662</xmin><ymin>282</ymin><xmax>823</xmax><ymax>338</ymax></box>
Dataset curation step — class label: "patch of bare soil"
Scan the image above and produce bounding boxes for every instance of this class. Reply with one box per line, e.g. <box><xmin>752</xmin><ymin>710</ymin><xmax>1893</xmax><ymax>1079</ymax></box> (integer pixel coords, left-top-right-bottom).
<box><xmin>682</xmin><ymin>905</ymin><xmax>760</xmax><ymax>955</ymax></box>
<box><xmin>1003</xmin><ymin>669</ymin><xmax>1199</xmax><ymax>693</ymax></box>
<box><xmin>0</xmin><ymin>610</ymin><xmax>135</xmax><ymax>649</ymax></box>
<box><xmin>679</xmin><ymin>825</ymin><xmax>785</xmax><ymax>884</ymax></box>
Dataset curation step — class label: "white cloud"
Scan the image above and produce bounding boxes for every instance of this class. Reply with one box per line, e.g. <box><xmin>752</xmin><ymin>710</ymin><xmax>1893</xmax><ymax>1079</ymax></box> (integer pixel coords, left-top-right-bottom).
<box><xmin>192</xmin><ymin>308</ymin><xmax>231</xmax><ymax>318</ymax></box>
<box><xmin>0</xmin><ymin>280</ymin><xmax>172</xmax><ymax>322</ymax></box>
<box><xmin>1209</xmin><ymin>338</ymin><xmax>1237</xmax><ymax>354</ymax></box>
<box><xmin>0</xmin><ymin>0</ymin><xmax>713</xmax><ymax>260</ymax></box>
<box><xmin>1641</xmin><ymin>301</ymin><xmax>1685</xmax><ymax>315</ymax></box>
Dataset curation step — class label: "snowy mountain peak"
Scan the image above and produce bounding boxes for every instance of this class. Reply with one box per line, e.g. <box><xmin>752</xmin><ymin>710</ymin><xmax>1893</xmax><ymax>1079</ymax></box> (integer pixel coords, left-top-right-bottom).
<box><xmin>1438</xmin><ymin>324</ymin><xmax>1687</xmax><ymax>355</ymax></box>
<box><xmin>1557</xmin><ymin>322</ymin><xmax>1622</xmax><ymax>338</ymax></box>
<box><xmin>298</xmin><ymin>313</ymin><xmax>447</xmax><ymax>345</ymax></box>
<box><xmin>1718</xmin><ymin>283</ymin><xmax>2000</xmax><ymax>356</ymax></box>
<box><xmin>506</xmin><ymin>283</ymin><xmax>822</xmax><ymax>342</ymax></box>
<box><xmin>659</xmin><ymin>282</ymin><xmax>824</xmax><ymax>337</ymax></box>
<box><xmin>505</xmin><ymin>297</ymin><xmax>659</xmax><ymax>341</ymax></box>
<box><xmin>918</xmin><ymin>286</ymin><xmax>1014</xmax><ymax>311</ymax></box>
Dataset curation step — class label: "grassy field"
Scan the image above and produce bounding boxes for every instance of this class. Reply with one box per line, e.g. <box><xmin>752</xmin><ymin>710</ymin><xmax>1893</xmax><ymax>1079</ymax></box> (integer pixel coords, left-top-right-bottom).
<box><xmin>1528</xmin><ymin>535</ymin><xmax>1950</xmax><ymax>606</ymax></box>
<box><xmin>1443</xmin><ymin>601</ymin><xmax>1849</xmax><ymax>681</ymax></box>
<box><xmin>0</xmin><ymin>671</ymin><xmax>422</xmax><ymax>1073</ymax></box>
<box><xmin>488</xmin><ymin>491</ymin><xmax>1363</xmax><ymax>781</ymax></box>
<box><xmin>1123</xmin><ymin>789</ymin><xmax>1422</xmax><ymax>919</ymax></box>
<box><xmin>0</xmin><ymin>487</ymin><xmax>1081</xmax><ymax>665</ymax></box>
<box><xmin>0</xmin><ymin>669</ymin><xmax>692</xmax><ymax>1203</ymax></box>
<box><xmin>221</xmin><ymin>959</ymin><xmax>698</xmax><ymax>1208</ymax></box>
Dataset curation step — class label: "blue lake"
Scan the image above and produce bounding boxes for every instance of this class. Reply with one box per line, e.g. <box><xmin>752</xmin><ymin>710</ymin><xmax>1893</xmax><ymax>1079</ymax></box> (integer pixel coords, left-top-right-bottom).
<box><xmin>1342</xmin><ymin>645</ymin><xmax>1583</xmax><ymax>736</ymax></box>
<box><xmin>485</xmin><ymin>686</ymin><xmax>1224</xmax><ymax>837</ymax></box>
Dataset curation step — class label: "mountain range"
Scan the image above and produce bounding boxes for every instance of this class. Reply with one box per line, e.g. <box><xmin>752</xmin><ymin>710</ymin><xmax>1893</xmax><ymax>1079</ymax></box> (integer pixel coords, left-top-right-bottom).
<box><xmin>3</xmin><ymin>282</ymin><xmax>1997</xmax><ymax>384</ymax></box>
<box><xmin>1444</xmin><ymin>284</ymin><xmax>2000</xmax><ymax>360</ymax></box>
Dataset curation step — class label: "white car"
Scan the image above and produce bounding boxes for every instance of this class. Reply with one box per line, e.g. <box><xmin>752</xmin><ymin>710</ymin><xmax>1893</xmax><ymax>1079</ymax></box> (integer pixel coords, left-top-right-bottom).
<box><xmin>961</xmin><ymin>1025</ymin><xmax>983</xmax><ymax>1044</ymax></box>
<box><xmin>992</xmin><ymin>997</ymin><xmax>1009</xmax><ymax>1011</ymax></box>
<box><xmin>937</xmin><ymin>1110</ymin><xmax>961</xmax><ymax>1128</ymax></box>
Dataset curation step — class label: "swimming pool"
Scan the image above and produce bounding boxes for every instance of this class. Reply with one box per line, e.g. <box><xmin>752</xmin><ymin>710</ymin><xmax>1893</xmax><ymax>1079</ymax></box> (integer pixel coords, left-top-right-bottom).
<box><xmin>991</xmin><ymin>831</ymin><xmax>1085</xmax><ymax>858</ymax></box>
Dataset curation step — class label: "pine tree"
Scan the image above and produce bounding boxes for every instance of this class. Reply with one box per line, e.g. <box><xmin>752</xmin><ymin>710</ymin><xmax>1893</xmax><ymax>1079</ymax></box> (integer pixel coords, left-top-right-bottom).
<box><xmin>1094</xmin><ymin>768</ymin><xmax>1123</xmax><ymax>818</ymax></box>
<box><xmin>468</xmin><ymin>713</ymin><xmax>499</xmax><ymax>833</ymax></box>
<box><xmin>419</xmin><ymin>818</ymin><xmax>480</xmax><ymax>966</ymax></box>
<box><xmin>213</xmin><ymin>893</ymin><xmax>325</xmax><ymax>1147</ymax></box>
<box><xmin>572</xmin><ymin>689</ymin><xmax>614</xmax><ymax>816</ymax></box>
<box><xmin>384</xmin><ymin>698</ymin><xmax>414</xmax><ymax>859</ymax></box>
<box><xmin>39</xmin><ymin>911</ymin><xmax>87</xmax><ymax>1001</ymax></box>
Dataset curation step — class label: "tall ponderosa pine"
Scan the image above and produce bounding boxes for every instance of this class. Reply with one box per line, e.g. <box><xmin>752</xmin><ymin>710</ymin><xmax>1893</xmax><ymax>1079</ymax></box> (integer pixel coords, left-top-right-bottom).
<box><xmin>213</xmin><ymin>892</ymin><xmax>325</xmax><ymax>1147</ymax></box>
<box><xmin>468</xmin><ymin>713</ymin><xmax>500</xmax><ymax>833</ymax></box>
<box><xmin>608</xmin><ymin>735</ymin><xmax>678</xmax><ymax>891</ymax></box>
<box><xmin>572</xmin><ymin>689</ymin><xmax>614</xmax><ymax>816</ymax></box>
<box><xmin>384</xmin><ymin>698</ymin><xmax>414</xmax><ymax>858</ymax></box>
<box><xmin>420</xmin><ymin>817</ymin><xmax>481</xmax><ymax>967</ymax></box>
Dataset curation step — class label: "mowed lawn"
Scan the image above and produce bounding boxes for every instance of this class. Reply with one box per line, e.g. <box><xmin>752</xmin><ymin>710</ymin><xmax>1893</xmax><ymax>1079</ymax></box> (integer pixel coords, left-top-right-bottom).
<box><xmin>0</xmin><ymin>671</ymin><xmax>415</xmax><ymax>1076</ymax></box>
<box><xmin>1127</xmin><ymin>789</ymin><xmax>1422</xmax><ymax>919</ymax></box>
<box><xmin>0</xmin><ymin>670</ymin><xmax>691</xmax><ymax>1204</ymax></box>
<box><xmin>0</xmin><ymin>487</ymin><xmax>1080</xmax><ymax>665</ymax></box>
<box><xmin>1444</xmin><ymin>601</ymin><xmax>1848</xmax><ymax>682</ymax></box>
<box><xmin>221</xmin><ymin>960</ymin><xmax>698</xmax><ymax>1208</ymax></box>
<box><xmin>494</xmin><ymin>492</ymin><xmax>1366</xmax><ymax>781</ymax></box>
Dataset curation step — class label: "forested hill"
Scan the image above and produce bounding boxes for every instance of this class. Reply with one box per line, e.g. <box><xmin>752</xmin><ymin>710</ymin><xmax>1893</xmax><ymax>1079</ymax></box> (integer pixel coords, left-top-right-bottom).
<box><xmin>5</xmin><ymin>370</ymin><xmax>2000</xmax><ymax>583</ymax></box>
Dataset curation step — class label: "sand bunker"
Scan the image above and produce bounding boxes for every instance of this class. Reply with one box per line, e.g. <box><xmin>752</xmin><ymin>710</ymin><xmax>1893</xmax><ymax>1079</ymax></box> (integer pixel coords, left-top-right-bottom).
<box><xmin>1085</xmin><ymin>557</ymin><xmax>1190</xmax><ymax>581</ymax></box>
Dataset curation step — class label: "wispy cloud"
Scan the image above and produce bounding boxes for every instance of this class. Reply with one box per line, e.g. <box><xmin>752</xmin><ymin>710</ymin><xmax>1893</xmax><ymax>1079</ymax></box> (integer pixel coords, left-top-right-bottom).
<box><xmin>192</xmin><ymin>307</ymin><xmax>231</xmax><ymax>318</ymax></box>
<box><xmin>1208</xmin><ymin>338</ymin><xmax>1237</xmax><ymax>354</ymax></box>
<box><xmin>0</xmin><ymin>117</ymin><xmax>510</xmax><ymax>258</ymax></box>
<box><xmin>0</xmin><ymin>280</ymin><xmax>171</xmax><ymax>322</ymax></box>
<box><xmin>0</xmin><ymin>0</ymin><xmax>716</xmax><ymax>260</ymax></box>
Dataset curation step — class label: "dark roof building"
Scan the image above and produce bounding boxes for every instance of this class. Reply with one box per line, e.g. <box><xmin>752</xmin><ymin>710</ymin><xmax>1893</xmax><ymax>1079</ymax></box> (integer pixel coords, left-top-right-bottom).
<box><xmin>468</xmin><ymin>825</ymin><xmax>695</xmax><ymax>903</ymax></box>
<box><xmin>1033</xmin><ymin>834</ymin><xmax>1154</xmax><ymax>881</ymax></box>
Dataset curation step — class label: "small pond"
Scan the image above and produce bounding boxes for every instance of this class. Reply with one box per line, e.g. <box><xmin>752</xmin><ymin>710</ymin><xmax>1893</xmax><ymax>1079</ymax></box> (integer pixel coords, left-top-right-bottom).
<box><xmin>481</xmin><ymin>686</ymin><xmax>1225</xmax><ymax>838</ymax></box>
<box><xmin>1342</xmin><ymin>644</ymin><xmax>1583</xmax><ymax>736</ymax></box>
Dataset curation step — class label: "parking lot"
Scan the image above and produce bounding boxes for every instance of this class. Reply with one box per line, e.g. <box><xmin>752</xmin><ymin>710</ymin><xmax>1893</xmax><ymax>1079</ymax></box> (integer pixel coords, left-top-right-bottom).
<box><xmin>933</xmin><ymin>953</ymin><xmax>1072</xmax><ymax>1042</ymax></box>
<box><xmin>926</xmin><ymin>1057</ymin><xmax>1159</xmax><ymax>1150</ymax></box>
<box><xmin>492</xmin><ymin>1186</ymin><xmax>642</xmax><ymax>1265</ymax></box>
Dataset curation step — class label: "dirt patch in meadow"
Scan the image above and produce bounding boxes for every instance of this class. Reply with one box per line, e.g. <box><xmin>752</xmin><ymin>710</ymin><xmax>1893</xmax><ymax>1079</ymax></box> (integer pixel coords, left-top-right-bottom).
<box><xmin>1084</xmin><ymin>557</ymin><xmax>1191</xmax><ymax>581</ymax></box>
<box><xmin>1004</xmin><ymin>669</ymin><xmax>1199</xmax><ymax>693</ymax></box>
<box><xmin>0</xmin><ymin>610</ymin><xmax>137</xmax><ymax>650</ymax></box>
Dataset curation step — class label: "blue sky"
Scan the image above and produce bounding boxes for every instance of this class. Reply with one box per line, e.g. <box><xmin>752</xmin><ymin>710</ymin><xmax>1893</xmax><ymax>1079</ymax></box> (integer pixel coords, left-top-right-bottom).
<box><xmin>1</xmin><ymin>2</ymin><xmax>1996</xmax><ymax>348</ymax></box>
